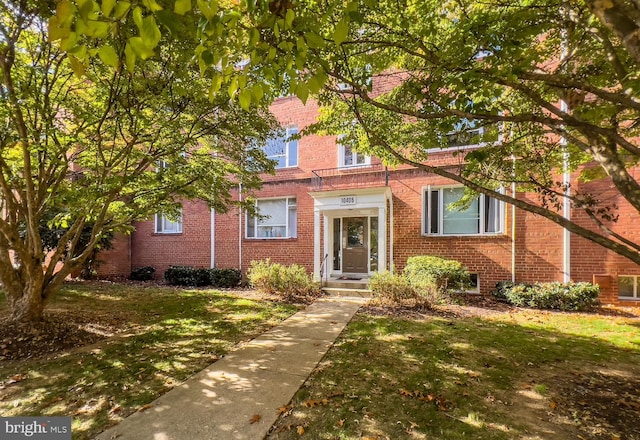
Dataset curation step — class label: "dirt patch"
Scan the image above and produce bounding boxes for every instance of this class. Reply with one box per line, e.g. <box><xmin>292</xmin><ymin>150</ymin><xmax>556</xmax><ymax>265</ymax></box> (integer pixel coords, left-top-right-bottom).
<box><xmin>0</xmin><ymin>310</ymin><xmax>130</xmax><ymax>361</ymax></box>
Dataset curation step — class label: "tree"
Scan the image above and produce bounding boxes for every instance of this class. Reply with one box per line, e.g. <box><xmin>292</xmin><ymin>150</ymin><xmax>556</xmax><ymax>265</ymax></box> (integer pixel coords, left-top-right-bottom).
<box><xmin>299</xmin><ymin>0</ymin><xmax>640</xmax><ymax>265</ymax></box>
<box><xmin>0</xmin><ymin>0</ymin><xmax>277</xmax><ymax>323</ymax></box>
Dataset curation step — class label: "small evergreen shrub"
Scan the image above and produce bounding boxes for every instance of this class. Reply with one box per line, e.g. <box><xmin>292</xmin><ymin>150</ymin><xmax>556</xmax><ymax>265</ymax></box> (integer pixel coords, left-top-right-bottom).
<box><xmin>209</xmin><ymin>268</ymin><xmax>242</xmax><ymax>288</ymax></box>
<box><xmin>193</xmin><ymin>268</ymin><xmax>212</xmax><ymax>287</ymax></box>
<box><xmin>370</xmin><ymin>271</ymin><xmax>419</xmax><ymax>304</ymax></box>
<box><xmin>247</xmin><ymin>259</ymin><xmax>320</xmax><ymax>299</ymax></box>
<box><xmin>403</xmin><ymin>256</ymin><xmax>471</xmax><ymax>302</ymax></box>
<box><xmin>500</xmin><ymin>281</ymin><xmax>600</xmax><ymax>311</ymax></box>
<box><xmin>129</xmin><ymin>266</ymin><xmax>155</xmax><ymax>281</ymax></box>
<box><xmin>164</xmin><ymin>266</ymin><xmax>199</xmax><ymax>286</ymax></box>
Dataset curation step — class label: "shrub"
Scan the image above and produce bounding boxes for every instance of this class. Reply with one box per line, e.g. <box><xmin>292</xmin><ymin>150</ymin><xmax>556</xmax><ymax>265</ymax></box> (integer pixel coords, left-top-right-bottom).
<box><xmin>403</xmin><ymin>256</ymin><xmax>471</xmax><ymax>302</ymax></box>
<box><xmin>129</xmin><ymin>266</ymin><xmax>155</xmax><ymax>281</ymax></box>
<box><xmin>164</xmin><ymin>266</ymin><xmax>199</xmax><ymax>286</ymax></box>
<box><xmin>502</xmin><ymin>281</ymin><xmax>600</xmax><ymax>311</ymax></box>
<box><xmin>209</xmin><ymin>268</ymin><xmax>242</xmax><ymax>288</ymax></box>
<box><xmin>247</xmin><ymin>259</ymin><xmax>320</xmax><ymax>299</ymax></box>
<box><xmin>369</xmin><ymin>271</ymin><xmax>420</xmax><ymax>304</ymax></box>
<box><xmin>193</xmin><ymin>268</ymin><xmax>212</xmax><ymax>287</ymax></box>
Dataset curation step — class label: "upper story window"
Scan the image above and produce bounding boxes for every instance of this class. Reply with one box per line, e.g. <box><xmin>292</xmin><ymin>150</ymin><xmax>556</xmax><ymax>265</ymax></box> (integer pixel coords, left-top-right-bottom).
<box><xmin>338</xmin><ymin>135</ymin><xmax>371</xmax><ymax>168</ymax></box>
<box><xmin>265</xmin><ymin>127</ymin><xmax>298</xmax><ymax>169</ymax></box>
<box><xmin>446</xmin><ymin>119</ymin><xmax>500</xmax><ymax>149</ymax></box>
<box><xmin>155</xmin><ymin>209</ymin><xmax>182</xmax><ymax>234</ymax></box>
<box><xmin>246</xmin><ymin>197</ymin><xmax>297</xmax><ymax>239</ymax></box>
<box><xmin>424</xmin><ymin>186</ymin><xmax>504</xmax><ymax>236</ymax></box>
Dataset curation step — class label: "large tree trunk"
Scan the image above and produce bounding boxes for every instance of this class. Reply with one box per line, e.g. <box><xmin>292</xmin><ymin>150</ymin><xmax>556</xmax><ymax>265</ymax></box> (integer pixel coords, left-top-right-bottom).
<box><xmin>5</xmin><ymin>281</ymin><xmax>47</xmax><ymax>323</ymax></box>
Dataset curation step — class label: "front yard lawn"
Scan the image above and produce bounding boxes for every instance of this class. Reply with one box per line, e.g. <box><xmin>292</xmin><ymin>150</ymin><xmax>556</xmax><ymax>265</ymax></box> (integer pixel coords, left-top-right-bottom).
<box><xmin>0</xmin><ymin>281</ymin><xmax>298</xmax><ymax>440</ymax></box>
<box><xmin>267</xmin><ymin>303</ymin><xmax>640</xmax><ymax>440</ymax></box>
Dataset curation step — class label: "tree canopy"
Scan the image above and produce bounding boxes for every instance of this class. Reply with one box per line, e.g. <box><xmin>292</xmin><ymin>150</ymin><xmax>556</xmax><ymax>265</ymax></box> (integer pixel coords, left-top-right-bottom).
<box><xmin>0</xmin><ymin>0</ymin><xmax>277</xmax><ymax>322</ymax></box>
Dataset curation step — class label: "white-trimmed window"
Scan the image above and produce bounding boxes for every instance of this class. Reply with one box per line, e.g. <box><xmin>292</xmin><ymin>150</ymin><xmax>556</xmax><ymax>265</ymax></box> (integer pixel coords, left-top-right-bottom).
<box><xmin>619</xmin><ymin>275</ymin><xmax>640</xmax><ymax>299</ymax></box>
<box><xmin>247</xmin><ymin>197</ymin><xmax>297</xmax><ymax>239</ymax></box>
<box><xmin>446</xmin><ymin>119</ymin><xmax>499</xmax><ymax>149</ymax></box>
<box><xmin>338</xmin><ymin>135</ymin><xmax>370</xmax><ymax>168</ymax></box>
<box><xmin>467</xmin><ymin>273</ymin><xmax>480</xmax><ymax>293</ymax></box>
<box><xmin>264</xmin><ymin>127</ymin><xmax>298</xmax><ymax>169</ymax></box>
<box><xmin>155</xmin><ymin>210</ymin><xmax>182</xmax><ymax>234</ymax></box>
<box><xmin>424</xmin><ymin>186</ymin><xmax>504</xmax><ymax>235</ymax></box>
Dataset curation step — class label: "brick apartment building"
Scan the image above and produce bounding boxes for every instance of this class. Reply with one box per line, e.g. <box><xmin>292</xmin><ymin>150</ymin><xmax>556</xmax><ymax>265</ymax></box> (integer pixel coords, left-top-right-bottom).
<box><xmin>98</xmin><ymin>92</ymin><xmax>640</xmax><ymax>305</ymax></box>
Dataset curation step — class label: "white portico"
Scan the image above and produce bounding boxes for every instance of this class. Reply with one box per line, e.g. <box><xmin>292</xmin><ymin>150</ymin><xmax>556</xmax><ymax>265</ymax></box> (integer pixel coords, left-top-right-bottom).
<box><xmin>310</xmin><ymin>187</ymin><xmax>393</xmax><ymax>280</ymax></box>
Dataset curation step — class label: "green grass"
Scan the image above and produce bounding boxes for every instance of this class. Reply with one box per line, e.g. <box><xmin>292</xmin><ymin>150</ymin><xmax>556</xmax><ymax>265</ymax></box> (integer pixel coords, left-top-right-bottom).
<box><xmin>267</xmin><ymin>307</ymin><xmax>640</xmax><ymax>440</ymax></box>
<box><xmin>0</xmin><ymin>281</ymin><xmax>298</xmax><ymax>440</ymax></box>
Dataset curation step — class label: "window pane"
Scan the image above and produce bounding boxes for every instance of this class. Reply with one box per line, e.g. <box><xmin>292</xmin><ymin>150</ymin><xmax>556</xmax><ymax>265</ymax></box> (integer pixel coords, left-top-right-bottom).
<box><xmin>343</xmin><ymin>144</ymin><xmax>354</xmax><ymax>166</ymax></box>
<box><xmin>370</xmin><ymin>217</ymin><xmax>378</xmax><ymax>271</ymax></box>
<box><xmin>430</xmin><ymin>190</ymin><xmax>439</xmax><ymax>234</ymax></box>
<box><xmin>156</xmin><ymin>215</ymin><xmax>163</xmax><ymax>232</ymax></box>
<box><xmin>355</xmin><ymin>153</ymin><xmax>365</xmax><ymax>165</ymax></box>
<box><xmin>333</xmin><ymin>218</ymin><xmax>341</xmax><ymax>270</ymax></box>
<box><xmin>619</xmin><ymin>276</ymin><xmax>635</xmax><ymax>298</ymax></box>
<box><xmin>288</xmin><ymin>204</ymin><xmax>297</xmax><ymax>238</ymax></box>
<box><xmin>257</xmin><ymin>199</ymin><xmax>287</xmax><ymax>226</ymax></box>
<box><xmin>287</xmin><ymin>128</ymin><xmax>298</xmax><ymax>167</ymax></box>
<box><xmin>484</xmin><ymin>196</ymin><xmax>501</xmax><ymax>233</ymax></box>
<box><xmin>247</xmin><ymin>214</ymin><xmax>256</xmax><ymax>238</ymax></box>
<box><xmin>443</xmin><ymin>188</ymin><xmax>479</xmax><ymax>234</ymax></box>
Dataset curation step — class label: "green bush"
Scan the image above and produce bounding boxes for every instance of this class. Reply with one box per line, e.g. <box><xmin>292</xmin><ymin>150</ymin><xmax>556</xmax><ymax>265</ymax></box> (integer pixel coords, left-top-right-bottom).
<box><xmin>129</xmin><ymin>266</ymin><xmax>155</xmax><ymax>281</ymax></box>
<box><xmin>403</xmin><ymin>256</ymin><xmax>471</xmax><ymax>301</ymax></box>
<box><xmin>370</xmin><ymin>271</ymin><xmax>420</xmax><ymax>304</ymax></box>
<box><xmin>247</xmin><ymin>259</ymin><xmax>320</xmax><ymax>299</ymax></box>
<box><xmin>164</xmin><ymin>266</ymin><xmax>199</xmax><ymax>286</ymax></box>
<box><xmin>502</xmin><ymin>281</ymin><xmax>600</xmax><ymax>311</ymax></box>
<box><xmin>209</xmin><ymin>268</ymin><xmax>242</xmax><ymax>288</ymax></box>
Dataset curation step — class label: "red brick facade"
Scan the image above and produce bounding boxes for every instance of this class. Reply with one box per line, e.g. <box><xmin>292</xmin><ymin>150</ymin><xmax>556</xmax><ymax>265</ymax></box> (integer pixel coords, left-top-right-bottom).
<box><xmin>99</xmin><ymin>95</ymin><xmax>640</xmax><ymax>305</ymax></box>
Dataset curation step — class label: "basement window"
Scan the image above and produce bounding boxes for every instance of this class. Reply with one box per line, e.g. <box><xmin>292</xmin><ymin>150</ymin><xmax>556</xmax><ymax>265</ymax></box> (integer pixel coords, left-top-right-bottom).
<box><xmin>619</xmin><ymin>276</ymin><xmax>640</xmax><ymax>300</ymax></box>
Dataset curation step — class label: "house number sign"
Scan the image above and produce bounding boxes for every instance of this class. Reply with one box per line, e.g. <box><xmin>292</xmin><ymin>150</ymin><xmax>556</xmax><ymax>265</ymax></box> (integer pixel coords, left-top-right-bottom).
<box><xmin>340</xmin><ymin>196</ymin><xmax>357</xmax><ymax>205</ymax></box>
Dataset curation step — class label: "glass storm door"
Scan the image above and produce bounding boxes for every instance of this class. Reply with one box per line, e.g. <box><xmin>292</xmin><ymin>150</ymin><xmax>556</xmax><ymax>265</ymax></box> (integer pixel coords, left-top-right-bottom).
<box><xmin>342</xmin><ymin>217</ymin><xmax>368</xmax><ymax>273</ymax></box>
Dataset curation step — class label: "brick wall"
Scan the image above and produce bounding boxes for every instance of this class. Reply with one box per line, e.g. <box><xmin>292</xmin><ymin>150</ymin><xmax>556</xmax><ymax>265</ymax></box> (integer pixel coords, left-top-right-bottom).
<box><xmin>96</xmin><ymin>233</ymin><xmax>131</xmax><ymax>278</ymax></box>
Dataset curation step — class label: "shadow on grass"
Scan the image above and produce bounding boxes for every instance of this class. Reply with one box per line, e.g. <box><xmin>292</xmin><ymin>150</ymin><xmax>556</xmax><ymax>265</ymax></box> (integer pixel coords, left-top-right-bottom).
<box><xmin>268</xmin><ymin>310</ymin><xmax>640</xmax><ymax>440</ymax></box>
<box><xmin>0</xmin><ymin>282</ymin><xmax>297</xmax><ymax>440</ymax></box>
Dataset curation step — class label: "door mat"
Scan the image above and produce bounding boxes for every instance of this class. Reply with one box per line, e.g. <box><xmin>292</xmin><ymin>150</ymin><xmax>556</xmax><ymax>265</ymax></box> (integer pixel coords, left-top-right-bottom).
<box><xmin>337</xmin><ymin>276</ymin><xmax>362</xmax><ymax>280</ymax></box>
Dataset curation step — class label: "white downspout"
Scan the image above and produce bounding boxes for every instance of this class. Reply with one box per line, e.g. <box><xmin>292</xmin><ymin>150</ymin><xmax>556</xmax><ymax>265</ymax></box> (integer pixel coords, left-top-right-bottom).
<box><xmin>512</xmin><ymin>180</ymin><xmax>516</xmax><ymax>283</ymax></box>
<box><xmin>389</xmin><ymin>192</ymin><xmax>394</xmax><ymax>273</ymax></box>
<box><xmin>238</xmin><ymin>183</ymin><xmax>243</xmax><ymax>271</ymax></box>
<box><xmin>210</xmin><ymin>209</ymin><xmax>215</xmax><ymax>268</ymax></box>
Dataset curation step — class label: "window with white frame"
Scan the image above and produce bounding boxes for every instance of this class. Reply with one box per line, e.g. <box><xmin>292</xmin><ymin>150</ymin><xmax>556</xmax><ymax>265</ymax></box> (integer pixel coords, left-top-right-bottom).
<box><xmin>155</xmin><ymin>210</ymin><xmax>182</xmax><ymax>234</ymax></box>
<box><xmin>467</xmin><ymin>273</ymin><xmax>480</xmax><ymax>293</ymax></box>
<box><xmin>338</xmin><ymin>135</ymin><xmax>370</xmax><ymax>168</ymax></box>
<box><xmin>446</xmin><ymin>119</ymin><xmax>499</xmax><ymax>149</ymax></box>
<box><xmin>424</xmin><ymin>186</ymin><xmax>504</xmax><ymax>235</ymax></box>
<box><xmin>619</xmin><ymin>275</ymin><xmax>640</xmax><ymax>299</ymax></box>
<box><xmin>246</xmin><ymin>197</ymin><xmax>297</xmax><ymax>239</ymax></box>
<box><xmin>264</xmin><ymin>127</ymin><xmax>298</xmax><ymax>169</ymax></box>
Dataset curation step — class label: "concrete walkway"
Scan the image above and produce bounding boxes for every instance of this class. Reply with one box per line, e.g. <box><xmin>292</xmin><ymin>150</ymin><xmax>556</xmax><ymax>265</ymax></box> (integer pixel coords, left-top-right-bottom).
<box><xmin>95</xmin><ymin>297</ymin><xmax>364</xmax><ymax>440</ymax></box>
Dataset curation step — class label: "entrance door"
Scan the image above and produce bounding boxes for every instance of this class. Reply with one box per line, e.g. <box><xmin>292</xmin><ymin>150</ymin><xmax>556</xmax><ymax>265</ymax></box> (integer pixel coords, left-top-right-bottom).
<box><xmin>342</xmin><ymin>217</ymin><xmax>368</xmax><ymax>273</ymax></box>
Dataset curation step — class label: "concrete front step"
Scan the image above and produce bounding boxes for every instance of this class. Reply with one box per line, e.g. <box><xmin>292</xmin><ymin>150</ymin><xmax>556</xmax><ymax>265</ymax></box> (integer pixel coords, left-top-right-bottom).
<box><xmin>323</xmin><ymin>287</ymin><xmax>372</xmax><ymax>298</ymax></box>
<box><xmin>324</xmin><ymin>281</ymin><xmax>369</xmax><ymax>290</ymax></box>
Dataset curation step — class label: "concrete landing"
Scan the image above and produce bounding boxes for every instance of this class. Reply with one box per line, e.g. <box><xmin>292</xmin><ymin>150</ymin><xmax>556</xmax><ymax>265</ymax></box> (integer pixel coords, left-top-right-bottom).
<box><xmin>94</xmin><ymin>297</ymin><xmax>364</xmax><ymax>440</ymax></box>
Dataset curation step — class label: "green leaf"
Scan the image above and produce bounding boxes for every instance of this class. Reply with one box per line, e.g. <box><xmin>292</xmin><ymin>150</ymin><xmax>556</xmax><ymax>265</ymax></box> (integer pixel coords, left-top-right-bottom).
<box><xmin>124</xmin><ymin>42</ymin><xmax>136</xmax><ymax>72</ymax></box>
<box><xmin>128</xmin><ymin>36</ymin><xmax>155</xmax><ymax>59</ymax></box>
<box><xmin>305</xmin><ymin>32</ymin><xmax>325</xmax><ymax>49</ymax></box>
<box><xmin>333</xmin><ymin>17</ymin><xmax>349</xmax><ymax>45</ymax></box>
<box><xmin>69</xmin><ymin>55</ymin><xmax>86</xmax><ymax>77</ymax></box>
<box><xmin>201</xmin><ymin>50</ymin><xmax>214</xmax><ymax>65</ymax></box>
<box><xmin>174</xmin><ymin>0</ymin><xmax>191</xmax><ymax>15</ymax></box>
<box><xmin>239</xmin><ymin>88</ymin><xmax>252</xmax><ymax>111</ymax></box>
<box><xmin>249</xmin><ymin>28</ymin><xmax>260</xmax><ymax>46</ymax></box>
<box><xmin>197</xmin><ymin>0</ymin><xmax>218</xmax><ymax>20</ymax></box>
<box><xmin>285</xmin><ymin>8</ymin><xmax>295</xmax><ymax>28</ymax></box>
<box><xmin>86</xmin><ymin>20</ymin><xmax>110</xmax><ymax>38</ymax></box>
<box><xmin>60</xmin><ymin>32</ymin><xmax>77</xmax><ymax>50</ymax></box>
<box><xmin>208</xmin><ymin>73</ymin><xmax>223</xmax><ymax>100</ymax></box>
<box><xmin>156</xmin><ymin>10</ymin><xmax>179</xmax><ymax>35</ymax></box>
<box><xmin>228</xmin><ymin>76</ymin><xmax>238</xmax><ymax>98</ymax></box>
<box><xmin>132</xmin><ymin>6</ymin><xmax>143</xmax><ymax>28</ymax></box>
<box><xmin>48</xmin><ymin>16</ymin><xmax>70</xmax><ymax>41</ymax></box>
<box><xmin>251</xmin><ymin>83</ymin><xmax>264</xmax><ymax>102</ymax></box>
<box><xmin>98</xmin><ymin>45</ymin><xmax>119</xmax><ymax>67</ymax></box>
<box><xmin>102</xmin><ymin>0</ymin><xmax>116</xmax><ymax>16</ymax></box>
<box><xmin>56</xmin><ymin>0</ymin><xmax>76</xmax><ymax>26</ymax></box>
<box><xmin>142</xmin><ymin>0</ymin><xmax>163</xmax><ymax>12</ymax></box>
<box><xmin>295</xmin><ymin>82</ymin><xmax>309</xmax><ymax>104</ymax></box>
<box><xmin>113</xmin><ymin>1</ymin><xmax>131</xmax><ymax>19</ymax></box>
<box><xmin>140</xmin><ymin>16</ymin><xmax>161</xmax><ymax>48</ymax></box>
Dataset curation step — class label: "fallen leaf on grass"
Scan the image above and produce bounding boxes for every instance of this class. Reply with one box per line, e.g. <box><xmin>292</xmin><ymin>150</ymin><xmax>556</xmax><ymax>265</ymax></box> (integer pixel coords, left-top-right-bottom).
<box><xmin>337</xmin><ymin>419</ymin><xmax>345</xmax><ymax>427</ymax></box>
<box><xmin>549</xmin><ymin>401</ymin><xmax>557</xmax><ymax>411</ymax></box>
<box><xmin>249</xmin><ymin>414</ymin><xmax>261</xmax><ymax>424</ymax></box>
<box><xmin>139</xmin><ymin>404</ymin><xmax>153</xmax><ymax>412</ymax></box>
<box><xmin>277</xmin><ymin>405</ymin><xmax>291</xmax><ymax>415</ymax></box>
<box><xmin>7</xmin><ymin>374</ymin><xmax>27</xmax><ymax>384</ymax></box>
<box><xmin>297</xmin><ymin>425</ymin><xmax>305</xmax><ymax>435</ymax></box>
